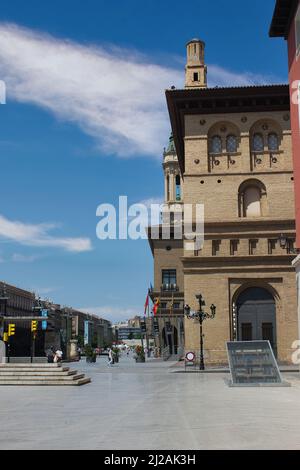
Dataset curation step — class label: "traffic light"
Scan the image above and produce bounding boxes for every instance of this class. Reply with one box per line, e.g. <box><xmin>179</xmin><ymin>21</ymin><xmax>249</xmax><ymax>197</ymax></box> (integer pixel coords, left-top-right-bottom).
<box><xmin>3</xmin><ymin>332</ymin><xmax>8</xmax><ymax>342</ymax></box>
<box><xmin>31</xmin><ymin>320</ymin><xmax>38</xmax><ymax>332</ymax></box>
<box><xmin>8</xmin><ymin>324</ymin><xmax>15</xmax><ymax>337</ymax></box>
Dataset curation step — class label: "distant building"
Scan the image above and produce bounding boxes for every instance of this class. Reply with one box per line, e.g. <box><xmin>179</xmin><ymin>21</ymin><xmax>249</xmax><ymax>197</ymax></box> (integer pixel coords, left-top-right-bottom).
<box><xmin>0</xmin><ymin>281</ymin><xmax>113</xmax><ymax>359</ymax></box>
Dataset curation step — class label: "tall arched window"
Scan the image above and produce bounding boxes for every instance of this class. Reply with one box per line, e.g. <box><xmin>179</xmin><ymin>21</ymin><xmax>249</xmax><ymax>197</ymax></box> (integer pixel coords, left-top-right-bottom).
<box><xmin>239</xmin><ymin>179</ymin><xmax>267</xmax><ymax>218</ymax></box>
<box><xmin>226</xmin><ymin>135</ymin><xmax>237</xmax><ymax>153</ymax></box>
<box><xmin>243</xmin><ymin>186</ymin><xmax>261</xmax><ymax>217</ymax></box>
<box><xmin>268</xmin><ymin>133</ymin><xmax>279</xmax><ymax>151</ymax></box>
<box><xmin>166</xmin><ymin>175</ymin><xmax>170</xmax><ymax>201</ymax></box>
<box><xmin>175</xmin><ymin>175</ymin><xmax>181</xmax><ymax>201</ymax></box>
<box><xmin>252</xmin><ymin>133</ymin><xmax>264</xmax><ymax>152</ymax></box>
<box><xmin>211</xmin><ymin>135</ymin><xmax>222</xmax><ymax>154</ymax></box>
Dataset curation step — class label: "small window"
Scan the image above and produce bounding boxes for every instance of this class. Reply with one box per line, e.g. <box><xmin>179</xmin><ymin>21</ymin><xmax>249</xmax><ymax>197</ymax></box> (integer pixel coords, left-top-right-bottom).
<box><xmin>252</xmin><ymin>133</ymin><xmax>264</xmax><ymax>152</ymax></box>
<box><xmin>193</xmin><ymin>72</ymin><xmax>199</xmax><ymax>82</ymax></box>
<box><xmin>175</xmin><ymin>175</ymin><xmax>181</xmax><ymax>201</ymax></box>
<box><xmin>212</xmin><ymin>240</ymin><xmax>221</xmax><ymax>256</ymax></box>
<box><xmin>162</xmin><ymin>270</ymin><xmax>176</xmax><ymax>288</ymax></box>
<box><xmin>249</xmin><ymin>239</ymin><xmax>258</xmax><ymax>255</ymax></box>
<box><xmin>211</xmin><ymin>135</ymin><xmax>222</xmax><ymax>154</ymax></box>
<box><xmin>226</xmin><ymin>135</ymin><xmax>238</xmax><ymax>153</ymax></box>
<box><xmin>268</xmin><ymin>133</ymin><xmax>279</xmax><ymax>151</ymax></box>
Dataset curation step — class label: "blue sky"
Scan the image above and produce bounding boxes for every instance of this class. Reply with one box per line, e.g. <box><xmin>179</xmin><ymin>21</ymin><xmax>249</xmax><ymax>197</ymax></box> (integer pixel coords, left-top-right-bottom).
<box><xmin>0</xmin><ymin>0</ymin><xmax>287</xmax><ymax>322</ymax></box>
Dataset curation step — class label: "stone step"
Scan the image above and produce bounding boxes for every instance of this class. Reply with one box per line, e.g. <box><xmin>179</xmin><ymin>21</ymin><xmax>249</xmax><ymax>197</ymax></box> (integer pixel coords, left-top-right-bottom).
<box><xmin>0</xmin><ymin>367</ymin><xmax>70</xmax><ymax>373</ymax></box>
<box><xmin>0</xmin><ymin>374</ymin><xmax>84</xmax><ymax>383</ymax></box>
<box><xmin>0</xmin><ymin>377</ymin><xmax>91</xmax><ymax>386</ymax></box>
<box><xmin>0</xmin><ymin>370</ymin><xmax>77</xmax><ymax>377</ymax></box>
<box><xmin>0</xmin><ymin>363</ymin><xmax>63</xmax><ymax>368</ymax></box>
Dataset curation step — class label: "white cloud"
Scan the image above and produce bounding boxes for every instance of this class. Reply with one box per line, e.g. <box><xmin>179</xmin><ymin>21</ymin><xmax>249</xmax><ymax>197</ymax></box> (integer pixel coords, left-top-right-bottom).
<box><xmin>80</xmin><ymin>306</ymin><xmax>141</xmax><ymax>323</ymax></box>
<box><xmin>0</xmin><ymin>214</ymin><xmax>92</xmax><ymax>252</ymax></box>
<box><xmin>11</xmin><ymin>253</ymin><xmax>41</xmax><ymax>262</ymax></box>
<box><xmin>0</xmin><ymin>23</ymin><xmax>284</xmax><ymax>158</ymax></box>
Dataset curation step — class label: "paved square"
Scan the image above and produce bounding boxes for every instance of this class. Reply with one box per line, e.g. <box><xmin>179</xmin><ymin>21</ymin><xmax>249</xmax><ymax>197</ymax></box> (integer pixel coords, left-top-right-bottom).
<box><xmin>0</xmin><ymin>355</ymin><xmax>300</xmax><ymax>450</ymax></box>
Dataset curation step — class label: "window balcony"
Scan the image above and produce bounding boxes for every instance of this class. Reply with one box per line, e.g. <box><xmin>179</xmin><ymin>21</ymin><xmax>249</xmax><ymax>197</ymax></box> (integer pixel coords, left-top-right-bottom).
<box><xmin>161</xmin><ymin>284</ymin><xmax>179</xmax><ymax>292</ymax></box>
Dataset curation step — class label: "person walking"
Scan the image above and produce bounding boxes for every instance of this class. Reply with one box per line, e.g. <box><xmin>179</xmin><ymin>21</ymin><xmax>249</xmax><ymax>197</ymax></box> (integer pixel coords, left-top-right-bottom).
<box><xmin>107</xmin><ymin>348</ymin><xmax>114</xmax><ymax>366</ymax></box>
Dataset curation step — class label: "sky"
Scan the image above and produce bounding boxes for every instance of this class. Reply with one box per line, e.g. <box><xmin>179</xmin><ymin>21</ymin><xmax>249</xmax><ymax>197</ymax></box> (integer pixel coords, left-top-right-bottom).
<box><xmin>0</xmin><ymin>0</ymin><xmax>288</xmax><ymax>322</ymax></box>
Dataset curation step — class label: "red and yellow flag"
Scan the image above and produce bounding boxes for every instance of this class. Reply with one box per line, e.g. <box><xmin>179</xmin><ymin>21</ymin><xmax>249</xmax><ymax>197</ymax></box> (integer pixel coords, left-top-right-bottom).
<box><xmin>153</xmin><ymin>298</ymin><xmax>160</xmax><ymax>316</ymax></box>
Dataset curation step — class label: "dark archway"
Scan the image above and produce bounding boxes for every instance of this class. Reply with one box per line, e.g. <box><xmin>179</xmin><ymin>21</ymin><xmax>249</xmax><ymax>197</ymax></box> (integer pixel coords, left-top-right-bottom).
<box><xmin>236</xmin><ymin>287</ymin><xmax>277</xmax><ymax>354</ymax></box>
<box><xmin>162</xmin><ymin>325</ymin><xmax>178</xmax><ymax>355</ymax></box>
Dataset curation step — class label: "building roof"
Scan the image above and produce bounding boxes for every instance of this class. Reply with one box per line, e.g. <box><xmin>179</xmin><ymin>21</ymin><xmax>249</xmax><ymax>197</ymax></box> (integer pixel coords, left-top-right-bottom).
<box><xmin>165</xmin><ymin>84</ymin><xmax>290</xmax><ymax>174</ymax></box>
<box><xmin>165</xmin><ymin>133</ymin><xmax>176</xmax><ymax>154</ymax></box>
<box><xmin>269</xmin><ymin>0</ymin><xmax>299</xmax><ymax>39</ymax></box>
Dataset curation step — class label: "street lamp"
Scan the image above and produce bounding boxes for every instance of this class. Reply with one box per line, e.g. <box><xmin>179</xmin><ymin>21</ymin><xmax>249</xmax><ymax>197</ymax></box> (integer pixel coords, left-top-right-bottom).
<box><xmin>278</xmin><ymin>233</ymin><xmax>299</xmax><ymax>254</ymax></box>
<box><xmin>184</xmin><ymin>294</ymin><xmax>216</xmax><ymax>370</ymax></box>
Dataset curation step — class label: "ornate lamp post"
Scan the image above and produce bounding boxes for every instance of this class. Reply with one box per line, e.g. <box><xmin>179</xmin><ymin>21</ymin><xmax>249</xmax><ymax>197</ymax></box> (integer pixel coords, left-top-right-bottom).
<box><xmin>184</xmin><ymin>294</ymin><xmax>216</xmax><ymax>370</ymax></box>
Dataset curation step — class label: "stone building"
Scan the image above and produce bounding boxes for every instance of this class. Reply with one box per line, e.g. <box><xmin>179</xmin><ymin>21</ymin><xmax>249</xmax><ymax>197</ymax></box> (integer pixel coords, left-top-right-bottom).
<box><xmin>162</xmin><ymin>39</ymin><xmax>297</xmax><ymax>364</ymax></box>
<box><xmin>148</xmin><ymin>136</ymin><xmax>185</xmax><ymax>357</ymax></box>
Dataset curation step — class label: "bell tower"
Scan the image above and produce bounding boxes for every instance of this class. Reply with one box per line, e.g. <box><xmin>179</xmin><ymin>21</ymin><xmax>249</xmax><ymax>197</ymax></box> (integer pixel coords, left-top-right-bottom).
<box><xmin>185</xmin><ymin>38</ymin><xmax>207</xmax><ymax>89</ymax></box>
<box><xmin>163</xmin><ymin>133</ymin><xmax>183</xmax><ymax>206</ymax></box>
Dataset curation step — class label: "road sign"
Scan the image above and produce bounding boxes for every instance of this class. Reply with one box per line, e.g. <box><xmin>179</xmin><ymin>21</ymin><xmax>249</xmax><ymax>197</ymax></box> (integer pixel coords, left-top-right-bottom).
<box><xmin>185</xmin><ymin>351</ymin><xmax>195</xmax><ymax>362</ymax></box>
<box><xmin>8</xmin><ymin>324</ymin><xmax>15</xmax><ymax>337</ymax></box>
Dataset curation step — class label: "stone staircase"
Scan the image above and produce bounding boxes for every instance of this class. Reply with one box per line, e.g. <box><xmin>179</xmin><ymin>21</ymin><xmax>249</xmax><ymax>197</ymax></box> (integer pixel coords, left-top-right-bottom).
<box><xmin>0</xmin><ymin>363</ymin><xmax>91</xmax><ymax>386</ymax></box>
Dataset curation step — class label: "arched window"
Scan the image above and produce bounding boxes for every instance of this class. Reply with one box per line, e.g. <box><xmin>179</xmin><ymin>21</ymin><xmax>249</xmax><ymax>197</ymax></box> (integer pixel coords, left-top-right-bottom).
<box><xmin>166</xmin><ymin>175</ymin><xmax>170</xmax><ymax>201</ymax></box>
<box><xmin>268</xmin><ymin>133</ymin><xmax>279</xmax><ymax>151</ymax></box>
<box><xmin>211</xmin><ymin>135</ymin><xmax>222</xmax><ymax>154</ymax></box>
<box><xmin>226</xmin><ymin>135</ymin><xmax>237</xmax><ymax>153</ymax></box>
<box><xmin>252</xmin><ymin>133</ymin><xmax>264</xmax><ymax>152</ymax></box>
<box><xmin>243</xmin><ymin>186</ymin><xmax>261</xmax><ymax>217</ymax></box>
<box><xmin>175</xmin><ymin>175</ymin><xmax>181</xmax><ymax>201</ymax></box>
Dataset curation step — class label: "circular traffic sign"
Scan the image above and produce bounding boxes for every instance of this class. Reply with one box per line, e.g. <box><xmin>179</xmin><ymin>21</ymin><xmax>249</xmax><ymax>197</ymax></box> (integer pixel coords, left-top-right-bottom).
<box><xmin>185</xmin><ymin>351</ymin><xmax>195</xmax><ymax>362</ymax></box>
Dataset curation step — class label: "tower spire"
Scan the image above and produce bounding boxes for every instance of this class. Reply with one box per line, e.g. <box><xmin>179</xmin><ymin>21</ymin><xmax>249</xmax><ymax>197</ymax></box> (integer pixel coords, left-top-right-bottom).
<box><xmin>185</xmin><ymin>38</ymin><xmax>207</xmax><ymax>89</ymax></box>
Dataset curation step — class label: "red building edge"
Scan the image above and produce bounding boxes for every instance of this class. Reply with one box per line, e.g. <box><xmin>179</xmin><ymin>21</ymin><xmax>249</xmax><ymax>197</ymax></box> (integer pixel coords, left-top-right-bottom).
<box><xmin>270</xmin><ymin>0</ymin><xmax>300</xmax><ymax>247</ymax></box>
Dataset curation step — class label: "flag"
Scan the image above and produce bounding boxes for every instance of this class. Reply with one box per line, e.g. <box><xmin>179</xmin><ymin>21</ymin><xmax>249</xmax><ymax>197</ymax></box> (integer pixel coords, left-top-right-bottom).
<box><xmin>144</xmin><ymin>294</ymin><xmax>149</xmax><ymax>316</ymax></box>
<box><xmin>153</xmin><ymin>298</ymin><xmax>160</xmax><ymax>316</ymax></box>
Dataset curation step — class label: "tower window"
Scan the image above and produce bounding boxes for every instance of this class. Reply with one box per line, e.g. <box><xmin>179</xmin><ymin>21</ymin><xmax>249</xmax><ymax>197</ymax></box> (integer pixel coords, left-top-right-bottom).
<box><xmin>226</xmin><ymin>135</ymin><xmax>238</xmax><ymax>153</ymax></box>
<box><xmin>252</xmin><ymin>133</ymin><xmax>264</xmax><ymax>152</ymax></box>
<box><xmin>210</xmin><ymin>135</ymin><xmax>222</xmax><ymax>154</ymax></box>
<box><xmin>193</xmin><ymin>72</ymin><xmax>199</xmax><ymax>82</ymax></box>
<box><xmin>268</xmin><ymin>133</ymin><xmax>279</xmax><ymax>151</ymax></box>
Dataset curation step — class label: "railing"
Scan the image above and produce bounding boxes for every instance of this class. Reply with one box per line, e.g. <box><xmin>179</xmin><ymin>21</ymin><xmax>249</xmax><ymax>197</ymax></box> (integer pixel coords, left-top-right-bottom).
<box><xmin>161</xmin><ymin>284</ymin><xmax>179</xmax><ymax>293</ymax></box>
<box><xmin>162</xmin><ymin>346</ymin><xmax>171</xmax><ymax>361</ymax></box>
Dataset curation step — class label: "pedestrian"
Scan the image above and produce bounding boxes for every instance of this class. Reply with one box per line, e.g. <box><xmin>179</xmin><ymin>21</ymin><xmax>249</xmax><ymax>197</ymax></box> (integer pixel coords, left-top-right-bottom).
<box><xmin>54</xmin><ymin>348</ymin><xmax>63</xmax><ymax>363</ymax></box>
<box><xmin>46</xmin><ymin>347</ymin><xmax>54</xmax><ymax>363</ymax></box>
<box><xmin>107</xmin><ymin>348</ymin><xmax>114</xmax><ymax>366</ymax></box>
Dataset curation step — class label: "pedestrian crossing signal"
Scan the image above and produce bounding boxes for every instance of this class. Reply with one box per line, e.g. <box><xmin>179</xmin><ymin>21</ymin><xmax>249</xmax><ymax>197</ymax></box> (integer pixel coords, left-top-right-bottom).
<box><xmin>8</xmin><ymin>324</ymin><xmax>15</xmax><ymax>337</ymax></box>
<box><xmin>31</xmin><ymin>320</ymin><xmax>38</xmax><ymax>332</ymax></box>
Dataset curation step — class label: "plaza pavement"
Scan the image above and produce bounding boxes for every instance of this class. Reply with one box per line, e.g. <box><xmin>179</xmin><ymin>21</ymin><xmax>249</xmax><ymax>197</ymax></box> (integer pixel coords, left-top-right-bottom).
<box><xmin>0</xmin><ymin>354</ymin><xmax>300</xmax><ymax>450</ymax></box>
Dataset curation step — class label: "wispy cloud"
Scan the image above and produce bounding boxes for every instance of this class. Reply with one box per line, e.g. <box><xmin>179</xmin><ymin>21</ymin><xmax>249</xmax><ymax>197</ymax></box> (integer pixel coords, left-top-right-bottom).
<box><xmin>11</xmin><ymin>253</ymin><xmax>41</xmax><ymax>263</ymax></box>
<box><xmin>0</xmin><ymin>23</ymin><xmax>284</xmax><ymax>158</ymax></box>
<box><xmin>80</xmin><ymin>306</ymin><xmax>140</xmax><ymax>323</ymax></box>
<box><xmin>0</xmin><ymin>214</ymin><xmax>92</xmax><ymax>252</ymax></box>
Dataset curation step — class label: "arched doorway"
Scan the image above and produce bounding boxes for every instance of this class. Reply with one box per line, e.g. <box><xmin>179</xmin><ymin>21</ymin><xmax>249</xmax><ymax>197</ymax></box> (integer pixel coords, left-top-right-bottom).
<box><xmin>162</xmin><ymin>325</ymin><xmax>178</xmax><ymax>355</ymax></box>
<box><xmin>236</xmin><ymin>287</ymin><xmax>277</xmax><ymax>354</ymax></box>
